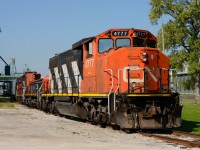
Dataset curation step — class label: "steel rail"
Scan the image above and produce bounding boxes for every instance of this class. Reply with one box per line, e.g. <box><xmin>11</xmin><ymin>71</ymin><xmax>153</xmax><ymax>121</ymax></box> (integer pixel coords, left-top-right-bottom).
<box><xmin>140</xmin><ymin>132</ymin><xmax>200</xmax><ymax>148</ymax></box>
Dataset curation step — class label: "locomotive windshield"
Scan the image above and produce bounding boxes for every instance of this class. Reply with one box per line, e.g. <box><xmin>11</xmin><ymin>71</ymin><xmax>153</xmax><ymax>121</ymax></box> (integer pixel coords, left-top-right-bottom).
<box><xmin>116</xmin><ymin>38</ymin><xmax>131</xmax><ymax>48</ymax></box>
<box><xmin>98</xmin><ymin>30</ymin><xmax>157</xmax><ymax>53</ymax></box>
<box><xmin>133</xmin><ymin>37</ymin><xmax>156</xmax><ymax>48</ymax></box>
<box><xmin>146</xmin><ymin>40</ymin><xmax>156</xmax><ymax>48</ymax></box>
<box><xmin>98</xmin><ymin>38</ymin><xmax>114</xmax><ymax>53</ymax></box>
<box><xmin>133</xmin><ymin>38</ymin><xmax>145</xmax><ymax>47</ymax></box>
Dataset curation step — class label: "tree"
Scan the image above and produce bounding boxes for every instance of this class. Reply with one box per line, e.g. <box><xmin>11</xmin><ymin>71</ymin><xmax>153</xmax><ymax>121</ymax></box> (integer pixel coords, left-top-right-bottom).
<box><xmin>149</xmin><ymin>0</ymin><xmax>200</xmax><ymax>99</ymax></box>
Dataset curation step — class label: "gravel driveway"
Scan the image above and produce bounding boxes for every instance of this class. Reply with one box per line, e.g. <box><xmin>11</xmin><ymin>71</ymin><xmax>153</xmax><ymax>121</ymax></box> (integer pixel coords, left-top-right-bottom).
<box><xmin>0</xmin><ymin>104</ymin><xmax>193</xmax><ymax>150</ymax></box>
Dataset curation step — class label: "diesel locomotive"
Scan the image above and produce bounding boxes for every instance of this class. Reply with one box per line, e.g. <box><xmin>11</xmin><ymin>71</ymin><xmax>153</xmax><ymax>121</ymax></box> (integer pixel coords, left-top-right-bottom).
<box><xmin>16</xmin><ymin>28</ymin><xmax>182</xmax><ymax>130</ymax></box>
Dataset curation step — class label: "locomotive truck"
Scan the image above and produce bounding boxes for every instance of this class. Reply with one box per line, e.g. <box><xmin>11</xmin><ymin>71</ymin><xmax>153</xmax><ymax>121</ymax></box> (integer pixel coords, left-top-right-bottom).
<box><xmin>16</xmin><ymin>28</ymin><xmax>182</xmax><ymax>130</ymax></box>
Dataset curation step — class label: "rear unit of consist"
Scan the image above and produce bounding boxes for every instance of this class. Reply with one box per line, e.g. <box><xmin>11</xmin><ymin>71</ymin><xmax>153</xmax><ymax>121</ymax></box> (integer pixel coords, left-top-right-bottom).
<box><xmin>16</xmin><ymin>28</ymin><xmax>182</xmax><ymax>130</ymax></box>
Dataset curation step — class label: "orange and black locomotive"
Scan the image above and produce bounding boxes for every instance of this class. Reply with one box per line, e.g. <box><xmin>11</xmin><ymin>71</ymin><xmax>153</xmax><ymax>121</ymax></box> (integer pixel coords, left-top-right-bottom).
<box><xmin>16</xmin><ymin>28</ymin><xmax>182</xmax><ymax>130</ymax></box>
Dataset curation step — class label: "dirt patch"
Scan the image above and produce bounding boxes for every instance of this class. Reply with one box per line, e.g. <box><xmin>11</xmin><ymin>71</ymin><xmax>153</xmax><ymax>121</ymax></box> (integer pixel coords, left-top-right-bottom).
<box><xmin>0</xmin><ymin>97</ymin><xmax>16</xmax><ymax>109</ymax></box>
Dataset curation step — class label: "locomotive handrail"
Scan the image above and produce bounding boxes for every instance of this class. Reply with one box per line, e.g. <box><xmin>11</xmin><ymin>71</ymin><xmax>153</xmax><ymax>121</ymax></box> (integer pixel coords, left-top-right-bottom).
<box><xmin>115</xmin><ymin>67</ymin><xmax>144</xmax><ymax>92</ymax></box>
<box><xmin>104</xmin><ymin>69</ymin><xmax>113</xmax><ymax>115</ymax></box>
<box><xmin>114</xmin><ymin>67</ymin><xmax>144</xmax><ymax>111</ymax></box>
<box><xmin>37</xmin><ymin>84</ymin><xmax>43</xmax><ymax>108</ymax></box>
<box><xmin>160</xmin><ymin>68</ymin><xmax>170</xmax><ymax>92</ymax></box>
<box><xmin>115</xmin><ymin>67</ymin><xmax>170</xmax><ymax>95</ymax></box>
<box><xmin>162</xmin><ymin>68</ymin><xmax>169</xmax><ymax>70</ymax></box>
<box><xmin>22</xmin><ymin>86</ymin><xmax>27</xmax><ymax>103</ymax></box>
<box><xmin>37</xmin><ymin>84</ymin><xmax>43</xmax><ymax>96</ymax></box>
<box><xmin>37</xmin><ymin>84</ymin><xmax>43</xmax><ymax>95</ymax></box>
<box><xmin>114</xmin><ymin>69</ymin><xmax>123</xmax><ymax>111</ymax></box>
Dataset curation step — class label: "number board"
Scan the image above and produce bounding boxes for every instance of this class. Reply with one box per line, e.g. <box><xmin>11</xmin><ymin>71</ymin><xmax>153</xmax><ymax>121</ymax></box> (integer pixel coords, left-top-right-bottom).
<box><xmin>136</xmin><ymin>32</ymin><xmax>146</xmax><ymax>38</ymax></box>
<box><xmin>112</xmin><ymin>31</ymin><xmax>128</xmax><ymax>36</ymax></box>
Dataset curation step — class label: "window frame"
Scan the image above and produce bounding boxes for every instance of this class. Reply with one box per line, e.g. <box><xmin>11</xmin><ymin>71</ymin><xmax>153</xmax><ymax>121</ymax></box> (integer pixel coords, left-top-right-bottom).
<box><xmin>98</xmin><ymin>38</ymin><xmax>114</xmax><ymax>53</ymax></box>
<box><xmin>116</xmin><ymin>38</ymin><xmax>131</xmax><ymax>48</ymax></box>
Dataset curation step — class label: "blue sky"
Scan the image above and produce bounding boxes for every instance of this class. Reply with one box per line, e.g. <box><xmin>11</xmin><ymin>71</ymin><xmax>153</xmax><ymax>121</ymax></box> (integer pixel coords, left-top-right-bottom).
<box><xmin>0</xmin><ymin>0</ymin><xmax>165</xmax><ymax>76</ymax></box>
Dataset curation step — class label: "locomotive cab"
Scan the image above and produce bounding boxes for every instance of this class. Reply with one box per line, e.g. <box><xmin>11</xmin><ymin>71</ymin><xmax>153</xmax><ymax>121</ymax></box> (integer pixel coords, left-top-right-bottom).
<box><xmin>84</xmin><ymin>28</ymin><xmax>169</xmax><ymax>94</ymax></box>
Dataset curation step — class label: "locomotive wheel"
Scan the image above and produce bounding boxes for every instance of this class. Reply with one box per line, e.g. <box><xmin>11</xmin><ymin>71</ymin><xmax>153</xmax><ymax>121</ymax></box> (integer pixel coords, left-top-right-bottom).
<box><xmin>91</xmin><ymin>112</ymin><xmax>98</xmax><ymax>125</ymax></box>
<box><xmin>100</xmin><ymin>123</ymin><xmax>107</xmax><ymax>128</ymax></box>
<box><xmin>49</xmin><ymin>101</ymin><xmax>55</xmax><ymax>114</ymax></box>
<box><xmin>112</xmin><ymin>125</ymin><xmax>120</xmax><ymax>130</ymax></box>
<box><xmin>122</xmin><ymin>128</ymin><xmax>138</xmax><ymax>133</ymax></box>
<box><xmin>99</xmin><ymin>113</ymin><xmax>107</xmax><ymax>128</ymax></box>
<box><xmin>41</xmin><ymin>98</ymin><xmax>47</xmax><ymax>111</ymax></box>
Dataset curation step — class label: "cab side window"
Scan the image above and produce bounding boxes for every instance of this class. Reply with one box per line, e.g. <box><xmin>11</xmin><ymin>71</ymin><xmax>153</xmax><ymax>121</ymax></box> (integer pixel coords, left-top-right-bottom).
<box><xmin>89</xmin><ymin>42</ymin><xmax>92</xmax><ymax>55</ymax></box>
<box><xmin>86</xmin><ymin>42</ymin><xmax>93</xmax><ymax>58</ymax></box>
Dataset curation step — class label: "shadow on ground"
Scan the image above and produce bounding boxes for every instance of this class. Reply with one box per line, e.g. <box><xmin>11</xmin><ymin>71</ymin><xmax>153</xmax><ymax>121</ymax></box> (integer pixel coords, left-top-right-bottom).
<box><xmin>176</xmin><ymin>120</ymin><xmax>200</xmax><ymax>133</ymax></box>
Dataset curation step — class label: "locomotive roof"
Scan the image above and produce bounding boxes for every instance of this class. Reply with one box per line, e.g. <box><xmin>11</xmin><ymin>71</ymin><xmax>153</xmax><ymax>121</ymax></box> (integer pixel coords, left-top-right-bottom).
<box><xmin>51</xmin><ymin>28</ymin><xmax>156</xmax><ymax>60</ymax></box>
<box><xmin>72</xmin><ymin>28</ymin><xmax>155</xmax><ymax>50</ymax></box>
<box><xmin>72</xmin><ymin>36</ymin><xmax>95</xmax><ymax>50</ymax></box>
<box><xmin>97</xmin><ymin>28</ymin><xmax>155</xmax><ymax>38</ymax></box>
<box><xmin>24</xmin><ymin>71</ymin><xmax>37</xmax><ymax>74</ymax></box>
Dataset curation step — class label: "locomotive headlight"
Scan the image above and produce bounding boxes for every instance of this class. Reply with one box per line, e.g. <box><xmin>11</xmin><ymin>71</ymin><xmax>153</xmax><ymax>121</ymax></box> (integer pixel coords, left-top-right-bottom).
<box><xmin>141</xmin><ymin>50</ymin><xmax>147</xmax><ymax>62</ymax></box>
<box><xmin>142</xmin><ymin>57</ymin><xmax>147</xmax><ymax>62</ymax></box>
<box><xmin>132</xmin><ymin>82</ymin><xmax>136</xmax><ymax>88</ymax></box>
<box><xmin>141</xmin><ymin>50</ymin><xmax>147</xmax><ymax>56</ymax></box>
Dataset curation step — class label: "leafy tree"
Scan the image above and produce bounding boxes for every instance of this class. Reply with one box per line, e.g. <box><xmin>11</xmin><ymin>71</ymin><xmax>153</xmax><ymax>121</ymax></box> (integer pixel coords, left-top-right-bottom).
<box><xmin>149</xmin><ymin>0</ymin><xmax>200</xmax><ymax>96</ymax></box>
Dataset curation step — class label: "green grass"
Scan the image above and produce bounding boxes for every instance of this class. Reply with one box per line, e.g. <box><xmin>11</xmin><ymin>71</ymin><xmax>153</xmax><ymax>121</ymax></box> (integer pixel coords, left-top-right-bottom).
<box><xmin>0</xmin><ymin>97</ymin><xmax>15</xmax><ymax>109</ymax></box>
<box><xmin>176</xmin><ymin>99</ymin><xmax>200</xmax><ymax>135</ymax></box>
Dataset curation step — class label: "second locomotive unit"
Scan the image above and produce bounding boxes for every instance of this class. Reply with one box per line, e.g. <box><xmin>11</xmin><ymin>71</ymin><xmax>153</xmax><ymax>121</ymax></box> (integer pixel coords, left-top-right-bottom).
<box><xmin>16</xmin><ymin>28</ymin><xmax>182</xmax><ymax>130</ymax></box>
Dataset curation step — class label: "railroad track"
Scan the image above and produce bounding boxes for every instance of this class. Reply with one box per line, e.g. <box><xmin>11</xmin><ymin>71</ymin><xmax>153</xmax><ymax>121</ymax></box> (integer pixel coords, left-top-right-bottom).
<box><xmin>140</xmin><ymin>130</ymin><xmax>200</xmax><ymax>148</ymax></box>
<box><xmin>172</xmin><ymin>130</ymin><xmax>200</xmax><ymax>139</ymax></box>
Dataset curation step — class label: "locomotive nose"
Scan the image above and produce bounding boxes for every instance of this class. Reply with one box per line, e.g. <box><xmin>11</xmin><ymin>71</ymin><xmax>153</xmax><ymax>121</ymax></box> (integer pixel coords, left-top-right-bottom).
<box><xmin>117</xmin><ymin>47</ymin><xmax>169</xmax><ymax>93</ymax></box>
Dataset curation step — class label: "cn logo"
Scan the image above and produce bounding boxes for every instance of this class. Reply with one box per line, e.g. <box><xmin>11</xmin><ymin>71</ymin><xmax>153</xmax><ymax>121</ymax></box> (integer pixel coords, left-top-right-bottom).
<box><xmin>123</xmin><ymin>66</ymin><xmax>144</xmax><ymax>83</ymax></box>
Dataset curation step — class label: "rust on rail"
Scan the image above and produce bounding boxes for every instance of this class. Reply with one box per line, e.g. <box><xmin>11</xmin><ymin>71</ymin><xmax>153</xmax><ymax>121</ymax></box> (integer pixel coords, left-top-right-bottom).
<box><xmin>140</xmin><ymin>132</ymin><xmax>200</xmax><ymax>148</ymax></box>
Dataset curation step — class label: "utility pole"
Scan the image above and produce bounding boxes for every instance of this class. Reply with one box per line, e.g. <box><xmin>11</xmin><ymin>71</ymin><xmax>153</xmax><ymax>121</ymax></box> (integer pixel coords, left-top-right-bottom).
<box><xmin>162</xmin><ymin>24</ymin><xmax>165</xmax><ymax>52</ymax></box>
<box><xmin>161</xmin><ymin>16</ymin><xmax>165</xmax><ymax>53</ymax></box>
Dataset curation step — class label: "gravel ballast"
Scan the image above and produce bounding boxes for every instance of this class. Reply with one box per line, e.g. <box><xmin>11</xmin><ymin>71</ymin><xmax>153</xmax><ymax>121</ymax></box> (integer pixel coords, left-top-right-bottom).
<box><xmin>0</xmin><ymin>104</ymin><xmax>193</xmax><ymax>150</ymax></box>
